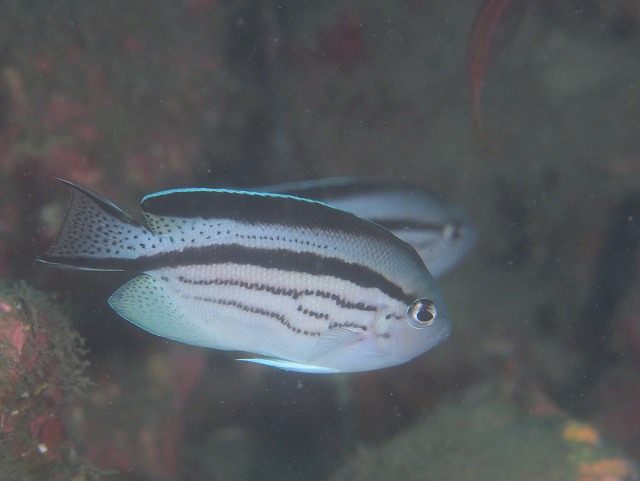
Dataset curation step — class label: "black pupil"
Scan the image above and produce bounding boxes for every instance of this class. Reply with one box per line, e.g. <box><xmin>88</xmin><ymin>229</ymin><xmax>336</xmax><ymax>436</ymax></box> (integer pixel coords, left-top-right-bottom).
<box><xmin>416</xmin><ymin>305</ymin><xmax>433</xmax><ymax>323</ymax></box>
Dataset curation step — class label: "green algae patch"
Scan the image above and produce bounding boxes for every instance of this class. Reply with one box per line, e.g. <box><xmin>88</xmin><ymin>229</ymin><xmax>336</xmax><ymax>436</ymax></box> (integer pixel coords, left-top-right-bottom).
<box><xmin>0</xmin><ymin>281</ymin><xmax>105</xmax><ymax>481</ymax></box>
<box><xmin>329</xmin><ymin>386</ymin><xmax>638</xmax><ymax>481</ymax></box>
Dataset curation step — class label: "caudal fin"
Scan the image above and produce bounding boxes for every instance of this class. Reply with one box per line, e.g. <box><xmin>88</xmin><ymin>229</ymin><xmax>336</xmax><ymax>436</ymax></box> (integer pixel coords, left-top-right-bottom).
<box><xmin>37</xmin><ymin>179</ymin><xmax>156</xmax><ymax>271</ymax></box>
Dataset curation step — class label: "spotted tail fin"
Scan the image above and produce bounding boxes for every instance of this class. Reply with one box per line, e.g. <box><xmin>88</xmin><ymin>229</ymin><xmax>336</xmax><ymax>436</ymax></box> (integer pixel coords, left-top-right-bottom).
<box><xmin>37</xmin><ymin>179</ymin><xmax>156</xmax><ymax>271</ymax></box>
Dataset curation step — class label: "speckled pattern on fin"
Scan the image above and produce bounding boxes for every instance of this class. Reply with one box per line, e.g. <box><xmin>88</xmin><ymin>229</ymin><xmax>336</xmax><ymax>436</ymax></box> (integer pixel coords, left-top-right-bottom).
<box><xmin>108</xmin><ymin>275</ymin><xmax>206</xmax><ymax>345</ymax></box>
<box><xmin>38</xmin><ymin>179</ymin><xmax>155</xmax><ymax>270</ymax></box>
<box><xmin>237</xmin><ymin>357</ymin><xmax>341</xmax><ymax>374</ymax></box>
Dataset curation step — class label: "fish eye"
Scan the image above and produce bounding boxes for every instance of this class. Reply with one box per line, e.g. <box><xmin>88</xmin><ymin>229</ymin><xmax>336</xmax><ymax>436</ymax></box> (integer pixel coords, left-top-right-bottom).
<box><xmin>443</xmin><ymin>222</ymin><xmax>463</xmax><ymax>244</ymax></box>
<box><xmin>407</xmin><ymin>298</ymin><xmax>437</xmax><ymax>328</ymax></box>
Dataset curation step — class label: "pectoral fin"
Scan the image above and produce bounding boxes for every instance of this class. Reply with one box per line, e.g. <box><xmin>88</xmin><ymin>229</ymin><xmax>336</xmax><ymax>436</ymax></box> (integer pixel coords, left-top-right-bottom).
<box><xmin>308</xmin><ymin>327</ymin><xmax>363</xmax><ymax>362</ymax></box>
<box><xmin>108</xmin><ymin>274</ymin><xmax>208</xmax><ymax>346</ymax></box>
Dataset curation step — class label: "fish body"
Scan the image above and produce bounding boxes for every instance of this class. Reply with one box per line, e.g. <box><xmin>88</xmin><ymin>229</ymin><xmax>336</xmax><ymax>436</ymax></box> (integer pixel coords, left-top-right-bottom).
<box><xmin>39</xmin><ymin>180</ymin><xmax>451</xmax><ymax>373</ymax></box>
<box><xmin>260</xmin><ymin>178</ymin><xmax>477</xmax><ymax>278</ymax></box>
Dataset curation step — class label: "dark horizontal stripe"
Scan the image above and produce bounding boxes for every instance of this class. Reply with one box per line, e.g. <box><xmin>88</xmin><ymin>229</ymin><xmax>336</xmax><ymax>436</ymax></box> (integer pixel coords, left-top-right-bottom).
<box><xmin>307</xmin><ymin>289</ymin><xmax>377</xmax><ymax>312</ymax></box>
<box><xmin>159</xmin><ymin>244</ymin><xmax>411</xmax><ymax>303</ymax></box>
<box><xmin>412</xmin><ymin>238</ymin><xmax>439</xmax><ymax>249</ymax></box>
<box><xmin>296</xmin><ymin>304</ymin><xmax>329</xmax><ymax>320</ymax></box>
<box><xmin>47</xmin><ymin>244</ymin><xmax>412</xmax><ymax>304</ymax></box>
<box><xmin>177</xmin><ymin>276</ymin><xmax>377</xmax><ymax>311</ymax></box>
<box><xmin>371</xmin><ymin>219</ymin><xmax>444</xmax><ymax>232</ymax></box>
<box><xmin>141</xmin><ymin>189</ymin><xmax>410</xmax><ymax>253</ymax></box>
<box><xmin>264</xmin><ymin>178</ymin><xmax>434</xmax><ymax>203</ymax></box>
<box><xmin>192</xmin><ymin>294</ymin><xmax>369</xmax><ymax>336</ymax></box>
<box><xmin>264</xmin><ymin>178</ymin><xmax>390</xmax><ymax>199</ymax></box>
<box><xmin>328</xmin><ymin>321</ymin><xmax>367</xmax><ymax>331</ymax></box>
<box><xmin>192</xmin><ymin>296</ymin><xmax>321</xmax><ymax>337</ymax></box>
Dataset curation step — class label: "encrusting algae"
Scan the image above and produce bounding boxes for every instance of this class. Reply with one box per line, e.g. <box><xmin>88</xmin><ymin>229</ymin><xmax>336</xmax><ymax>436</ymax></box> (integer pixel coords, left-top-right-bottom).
<box><xmin>0</xmin><ymin>281</ymin><xmax>105</xmax><ymax>481</ymax></box>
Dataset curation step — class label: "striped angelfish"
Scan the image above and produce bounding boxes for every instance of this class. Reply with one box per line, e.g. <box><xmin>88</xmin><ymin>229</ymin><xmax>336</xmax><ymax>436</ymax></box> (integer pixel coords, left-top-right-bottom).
<box><xmin>260</xmin><ymin>178</ymin><xmax>477</xmax><ymax>278</ymax></box>
<box><xmin>38</xmin><ymin>180</ymin><xmax>451</xmax><ymax>373</ymax></box>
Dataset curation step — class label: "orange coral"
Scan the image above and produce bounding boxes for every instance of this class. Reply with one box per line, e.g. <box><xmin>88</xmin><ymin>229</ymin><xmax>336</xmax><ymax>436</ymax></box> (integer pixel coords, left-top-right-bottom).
<box><xmin>563</xmin><ymin>421</ymin><xmax>601</xmax><ymax>445</ymax></box>
<box><xmin>577</xmin><ymin>458</ymin><xmax>638</xmax><ymax>481</ymax></box>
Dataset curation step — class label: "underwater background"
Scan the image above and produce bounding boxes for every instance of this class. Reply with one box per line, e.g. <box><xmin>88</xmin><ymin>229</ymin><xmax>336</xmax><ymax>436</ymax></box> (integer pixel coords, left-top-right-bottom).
<box><xmin>1</xmin><ymin>0</ymin><xmax>640</xmax><ymax>480</ymax></box>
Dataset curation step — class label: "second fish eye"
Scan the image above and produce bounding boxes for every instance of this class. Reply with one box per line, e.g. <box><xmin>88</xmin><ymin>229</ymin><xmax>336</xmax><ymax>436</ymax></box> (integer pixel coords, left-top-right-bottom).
<box><xmin>443</xmin><ymin>222</ymin><xmax>463</xmax><ymax>244</ymax></box>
